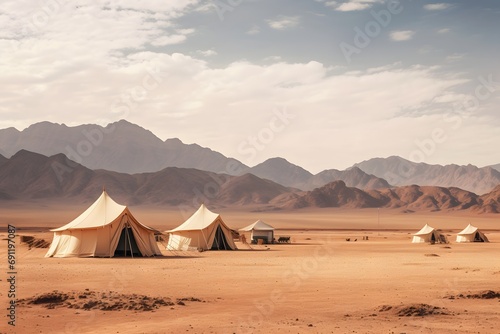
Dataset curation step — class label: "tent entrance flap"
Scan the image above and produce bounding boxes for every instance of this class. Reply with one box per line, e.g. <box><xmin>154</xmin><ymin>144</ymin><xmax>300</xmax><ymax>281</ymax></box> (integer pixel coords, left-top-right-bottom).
<box><xmin>114</xmin><ymin>227</ymin><xmax>142</xmax><ymax>257</ymax></box>
<box><xmin>211</xmin><ymin>225</ymin><xmax>230</xmax><ymax>250</ymax></box>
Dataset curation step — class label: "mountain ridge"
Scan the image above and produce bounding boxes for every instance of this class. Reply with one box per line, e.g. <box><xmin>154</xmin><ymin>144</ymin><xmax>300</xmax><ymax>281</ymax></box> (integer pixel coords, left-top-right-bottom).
<box><xmin>1</xmin><ymin>121</ymin><xmax>499</xmax><ymax>194</ymax></box>
<box><xmin>0</xmin><ymin>150</ymin><xmax>292</xmax><ymax>208</ymax></box>
<box><xmin>0</xmin><ymin>150</ymin><xmax>499</xmax><ymax>213</ymax></box>
<box><xmin>353</xmin><ymin>156</ymin><xmax>500</xmax><ymax>195</ymax></box>
<box><xmin>0</xmin><ymin>120</ymin><xmax>248</xmax><ymax>175</ymax></box>
<box><xmin>280</xmin><ymin>180</ymin><xmax>500</xmax><ymax>213</ymax></box>
<box><xmin>489</xmin><ymin>163</ymin><xmax>500</xmax><ymax>173</ymax></box>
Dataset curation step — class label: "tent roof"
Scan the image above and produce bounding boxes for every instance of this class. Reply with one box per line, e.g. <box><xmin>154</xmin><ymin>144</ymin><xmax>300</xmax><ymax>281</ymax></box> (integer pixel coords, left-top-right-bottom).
<box><xmin>457</xmin><ymin>224</ymin><xmax>479</xmax><ymax>235</ymax></box>
<box><xmin>51</xmin><ymin>190</ymin><xmax>154</xmax><ymax>232</ymax></box>
<box><xmin>169</xmin><ymin>204</ymin><xmax>221</xmax><ymax>232</ymax></box>
<box><xmin>413</xmin><ymin>224</ymin><xmax>436</xmax><ymax>236</ymax></box>
<box><xmin>239</xmin><ymin>220</ymin><xmax>275</xmax><ymax>231</ymax></box>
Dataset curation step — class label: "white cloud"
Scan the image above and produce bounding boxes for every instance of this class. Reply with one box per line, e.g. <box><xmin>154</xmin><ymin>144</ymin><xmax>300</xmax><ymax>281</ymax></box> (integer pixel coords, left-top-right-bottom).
<box><xmin>0</xmin><ymin>0</ymin><xmax>202</xmax><ymax>125</ymax></box>
<box><xmin>325</xmin><ymin>1</ymin><xmax>338</xmax><ymax>8</ymax></box>
<box><xmin>197</xmin><ymin>49</ymin><xmax>218</xmax><ymax>57</ymax></box>
<box><xmin>0</xmin><ymin>0</ymin><xmax>497</xmax><ymax>172</ymax></box>
<box><xmin>267</xmin><ymin>15</ymin><xmax>300</xmax><ymax>30</ymax></box>
<box><xmin>432</xmin><ymin>92</ymin><xmax>469</xmax><ymax>104</ymax></box>
<box><xmin>324</xmin><ymin>0</ymin><xmax>382</xmax><ymax>12</ymax></box>
<box><xmin>247</xmin><ymin>25</ymin><xmax>261</xmax><ymax>35</ymax></box>
<box><xmin>424</xmin><ymin>3</ymin><xmax>452</xmax><ymax>11</ymax></box>
<box><xmin>390</xmin><ymin>30</ymin><xmax>415</xmax><ymax>41</ymax></box>
<box><xmin>437</xmin><ymin>28</ymin><xmax>451</xmax><ymax>34</ymax></box>
<box><xmin>0</xmin><ymin>32</ymin><xmax>471</xmax><ymax>169</ymax></box>
<box><xmin>151</xmin><ymin>34</ymin><xmax>187</xmax><ymax>46</ymax></box>
<box><xmin>194</xmin><ymin>2</ymin><xmax>214</xmax><ymax>13</ymax></box>
<box><xmin>151</xmin><ymin>28</ymin><xmax>194</xmax><ymax>46</ymax></box>
<box><xmin>336</xmin><ymin>2</ymin><xmax>371</xmax><ymax>11</ymax></box>
<box><xmin>177</xmin><ymin>28</ymin><xmax>195</xmax><ymax>35</ymax></box>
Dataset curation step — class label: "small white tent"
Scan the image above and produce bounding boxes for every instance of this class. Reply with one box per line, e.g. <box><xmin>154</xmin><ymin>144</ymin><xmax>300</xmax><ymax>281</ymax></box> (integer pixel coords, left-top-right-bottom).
<box><xmin>46</xmin><ymin>190</ymin><xmax>161</xmax><ymax>258</ymax></box>
<box><xmin>412</xmin><ymin>224</ymin><xmax>447</xmax><ymax>244</ymax></box>
<box><xmin>456</xmin><ymin>224</ymin><xmax>489</xmax><ymax>243</ymax></box>
<box><xmin>239</xmin><ymin>220</ymin><xmax>275</xmax><ymax>244</ymax></box>
<box><xmin>166</xmin><ymin>204</ymin><xmax>237</xmax><ymax>251</ymax></box>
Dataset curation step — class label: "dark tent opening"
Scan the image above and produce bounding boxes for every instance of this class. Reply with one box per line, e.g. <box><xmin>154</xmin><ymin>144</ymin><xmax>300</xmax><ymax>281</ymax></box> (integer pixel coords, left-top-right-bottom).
<box><xmin>211</xmin><ymin>225</ymin><xmax>232</xmax><ymax>250</ymax></box>
<box><xmin>474</xmin><ymin>232</ymin><xmax>485</xmax><ymax>242</ymax></box>
<box><xmin>431</xmin><ymin>233</ymin><xmax>436</xmax><ymax>242</ymax></box>
<box><xmin>114</xmin><ymin>227</ymin><xmax>142</xmax><ymax>257</ymax></box>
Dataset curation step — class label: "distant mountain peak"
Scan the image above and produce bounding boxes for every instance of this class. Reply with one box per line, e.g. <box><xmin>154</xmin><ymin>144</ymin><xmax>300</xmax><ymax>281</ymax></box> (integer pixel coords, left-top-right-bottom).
<box><xmin>1</xmin><ymin>126</ymin><xmax>20</xmax><ymax>133</ymax></box>
<box><xmin>263</xmin><ymin>157</ymin><xmax>290</xmax><ymax>163</ymax></box>
<box><xmin>11</xmin><ymin>149</ymin><xmax>46</xmax><ymax>159</ymax></box>
<box><xmin>165</xmin><ymin>138</ymin><xmax>183</xmax><ymax>145</ymax></box>
<box><xmin>256</xmin><ymin>157</ymin><xmax>312</xmax><ymax>173</ymax></box>
<box><xmin>0</xmin><ymin>120</ymin><xmax>248</xmax><ymax>174</ymax></box>
<box><xmin>354</xmin><ymin>156</ymin><xmax>500</xmax><ymax>195</ymax></box>
<box><xmin>111</xmin><ymin>119</ymin><xmax>148</xmax><ymax>129</ymax></box>
<box><xmin>28</xmin><ymin>120</ymin><xmax>64</xmax><ymax>127</ymax></box>
<box><xmin>247</xmin><ymin>157</ymin><xmax>313</xmax><ymax>187</ymax></box>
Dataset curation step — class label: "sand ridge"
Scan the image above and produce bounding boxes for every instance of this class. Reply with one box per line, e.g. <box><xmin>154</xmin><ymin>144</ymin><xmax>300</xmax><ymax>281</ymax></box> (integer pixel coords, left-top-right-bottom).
<box><xmin>17</xmin><ymin>290</ymin><xmax>204</xmax><ymax>312</ymax></box>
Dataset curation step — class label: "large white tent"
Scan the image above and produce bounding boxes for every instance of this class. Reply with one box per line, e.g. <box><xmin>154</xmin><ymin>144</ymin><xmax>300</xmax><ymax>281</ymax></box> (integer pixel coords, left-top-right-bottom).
<box><xmin>239</xmin><ymin>220</ymin><xmax>275</xmax><ymax>244</ymax></box>
<box><xmin>456</xmin><ymin>224</ymin><xmax>489</xmax><ymax>242</ymax></box>
<box><xmin>46</xmin><ymin>190</ymin><xmax>161</xmax><ymax>258</ymax></box>
<box><xmin>412</xmin><ymin>224</ymin><xmax>447</xmax><ymax>244</ymax></box>
<box><xmin>166</xmin><ymin>204</ymin><xmax>236</xmax><ymax>251</ymax></box>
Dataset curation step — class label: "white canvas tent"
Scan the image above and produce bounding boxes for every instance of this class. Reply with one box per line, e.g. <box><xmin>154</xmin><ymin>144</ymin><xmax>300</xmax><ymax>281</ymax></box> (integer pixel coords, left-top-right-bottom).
<box><xmin>412</xmin><ymin>224</ymin><xmax>447</xmax><ymax>244</ymax></box>
<box><xmin>456</xmin><ymin>224</ymin><xmax>489</xmax><ymax>242</ymax></box>
<box><xmin>239</xmin><ymin>220</ymin><xmax>275</xmax><ymax>244</ymax></box>
<box><xmin>166</xmin><ymin>204</ymin><xmax>236</xmax><ymax>251</ymax></box>
<box><xmin>46</xmin><ymin>190</ymin><xmax>161</xmax><ymax>258</ymax></box>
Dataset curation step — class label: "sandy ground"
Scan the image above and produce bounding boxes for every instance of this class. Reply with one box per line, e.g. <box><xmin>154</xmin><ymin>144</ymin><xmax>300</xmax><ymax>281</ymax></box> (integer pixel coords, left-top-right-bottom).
<box><xmin>1</xmin><ymin>208</ymin><xmax>499</xmax><ymax>334</ymax></box>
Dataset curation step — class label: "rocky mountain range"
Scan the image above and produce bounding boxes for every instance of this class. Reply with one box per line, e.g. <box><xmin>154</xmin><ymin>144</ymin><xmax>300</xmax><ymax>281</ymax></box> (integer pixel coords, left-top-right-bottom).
<box><xmin>353</xmin><ymin>156</ymin><xmax>500</xmax><ymax>195</ymax></box>
<box><xmin>1</xmin><ymin>150</ymin><xmax>499</xmax><ymax>213</ymax></box>
<box><xmin>0</xmin><ymin>150</ymin><xmax>292</xmax><ymax>207</ymax></box>
<box><xmin>0</xmin><ymin>120</ymin><xmax>247</xmax><ymax>175</ymax></box>
<box><xmin>490</xmin><ymin>163</ymin><xmax>500</xmax><ymax>173</ymax></box>
<box><xmin>1</xmin><ymin>121</ymin><xmax>499</xmax><ymax>195</ymax></box>
<box><xmin>0</xmin><ymin>121</ymin><xmax>394</xmax><ymax>192</ymax></box>
<box><xmin>247</xmin><ymin>157</ymin><xmax>390</xmax><ymax>191</ymax></box>
<box><xmin>282</xmin><ymin>180</ymin><xmax>499</xmax><ymax>213</ymax></box>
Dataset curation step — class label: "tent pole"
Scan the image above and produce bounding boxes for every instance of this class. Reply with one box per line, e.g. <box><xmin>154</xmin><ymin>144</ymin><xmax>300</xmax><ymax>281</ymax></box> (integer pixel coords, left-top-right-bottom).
<box><xmin>109</xmin><ymin>224</ymin><xmax>111</xmax><ymax>257</ymax></box>
<box><xmin>126</xmin><ymin>225</ymin><xmax>133</xmax><ymax>258</ymax></box>
<box><xmin>214</xmin><ymin>227</ymin><xmax>219</xmax><ymax>250</ymax></box>
<box><xmin>200</xmin><ymin>228</ymin><xmax>210</xmax><ymax>251</ymax></box>
<box><xmin>124</xmin><ymin>227</ymin><xmax>127</xmax><ymax>257</ymax></box>
<box><xmin>130</xmin><ymin>231</ymin><xmax>134</xmax><ymax>258</ymax></box>
<box><xmin>221</xmin><ymin>227</ymin><xmax>227</xmax><ymax>250</ymax></box>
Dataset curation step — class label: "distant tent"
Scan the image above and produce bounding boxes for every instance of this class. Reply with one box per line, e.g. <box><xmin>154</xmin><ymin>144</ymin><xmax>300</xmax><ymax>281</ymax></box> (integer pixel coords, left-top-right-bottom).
<box><xmin>166</xmin><ymin>204</ymin><xmax>237</xmax><ymax>251</ymax></box>
<box><xmin>412</xmin><ymin>224</ymin><xmax>447</xmax><ymax>244</ymax></box>
<box><xmin>456</xmin><ymin>224</ymin><xmax>489</xmax><ymax>243</ymax></box>
<box><xmin>46</xmin><ymin>190</ymin><xmax>161</xmax><ymax>258</ymax></box>
<box><xmin>239</xmin><ymin>220</ymin><xmax>275</xmax><ymax>244</ymax></box>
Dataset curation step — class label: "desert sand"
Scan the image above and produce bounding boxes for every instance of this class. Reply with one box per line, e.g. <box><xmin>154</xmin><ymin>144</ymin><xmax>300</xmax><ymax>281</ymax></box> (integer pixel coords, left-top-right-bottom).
<box><xmin>1</xmin><ymin>207</ymin><xmax>499</xmax><ymax>334</ymax></box>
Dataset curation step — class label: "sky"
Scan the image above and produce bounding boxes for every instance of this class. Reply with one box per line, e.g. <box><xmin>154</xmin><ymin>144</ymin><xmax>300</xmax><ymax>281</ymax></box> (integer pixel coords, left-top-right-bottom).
<box><xmin>1</xmin><ymin>0</ymin><xmax>499</xmax><ymax>173</ymax></box>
